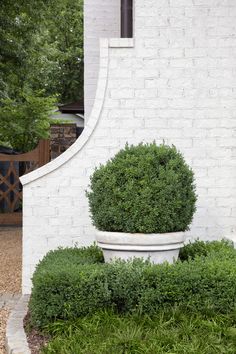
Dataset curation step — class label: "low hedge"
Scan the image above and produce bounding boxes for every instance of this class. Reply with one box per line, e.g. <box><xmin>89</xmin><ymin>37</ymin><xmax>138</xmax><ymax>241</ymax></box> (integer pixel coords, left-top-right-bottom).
<box><xmin>29</xmin><ymin>242</ymin><xmax>236</xmax><ymax>328</ymax></box>
<box><xmin>179</xmin><ymin>239</ymin><xmax>234</xmax><ymax>261</ymax></box>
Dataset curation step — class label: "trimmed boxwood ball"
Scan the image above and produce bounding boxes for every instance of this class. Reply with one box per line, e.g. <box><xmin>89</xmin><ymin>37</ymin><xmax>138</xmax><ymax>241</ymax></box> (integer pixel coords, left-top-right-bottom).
<box><xmin>87</xmin><ymin>143</ymin><xmax>197</xmax><ymax>233</ymax></box>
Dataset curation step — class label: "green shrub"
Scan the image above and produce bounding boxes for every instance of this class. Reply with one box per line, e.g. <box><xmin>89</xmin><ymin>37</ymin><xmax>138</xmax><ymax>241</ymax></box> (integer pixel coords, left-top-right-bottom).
<box><xmin>139</xmin><ymin>253</ymin><xmax>236</xmax><ymax>315</ymax></box>
<box><xmin>104</xmin><ymin>259</ymin><xmax>147</xmax><ymax>313</ymax></box>
<box><xmin>29</xmin><ymin>246</ymin><xmax>106</xmax><ymax>328</ymax></box>
<box><xmin>37</xmin><ymin>244</ymin><xmax>104</xmax><ymax>268</ymax></box>
<box><xmin>179</xmin><ymin>239</ymin><xmax>234</xmax><ymax>261</ymax></box>
<box><xmin>30</xmin><ymin>243</ymin><xmax>236</xmax><ymax>329</ymax></box>
<box><xmin>87</xmin><ymin>143</ymin><xmax>197</xmax><ymax>233</ymax></box>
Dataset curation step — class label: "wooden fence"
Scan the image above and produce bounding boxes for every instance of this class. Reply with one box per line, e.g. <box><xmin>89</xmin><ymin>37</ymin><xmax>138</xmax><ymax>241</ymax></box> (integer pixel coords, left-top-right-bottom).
<box><xmin>0</xmin><ymin>140</ymin><xmax>50</xmax><ymax>226</ymax></box>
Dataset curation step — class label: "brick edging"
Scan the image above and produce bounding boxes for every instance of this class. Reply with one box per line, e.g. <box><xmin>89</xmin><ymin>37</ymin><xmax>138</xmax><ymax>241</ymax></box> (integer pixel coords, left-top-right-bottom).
<box><xmin>5</xmin><ymin>295</ymin><xmax>31</xmax><ymax>354</ymax></box>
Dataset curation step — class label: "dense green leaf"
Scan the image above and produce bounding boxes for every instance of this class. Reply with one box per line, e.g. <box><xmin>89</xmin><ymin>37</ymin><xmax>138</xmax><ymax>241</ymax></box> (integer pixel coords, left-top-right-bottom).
<box><xmin>0</xmin><ymin>94</ymin><xmax>56</xmax><ymax>152</ymax></box>
<box><xmin>41</xmin><ymin>309</ymin><xmax>236</xmax><ymax>354</ymax></box>
<box><xmin>0</xmin><ymin>0</ymin><xmax>83</xmax><ymax>102</ymax></box>
<box><xmin>0</xmin><ymin>0</ymin><xmax>83</xmax><ymax>151</ymax></box>
<box><xmin>87</xmin><ymin>143</ymin><xmax>197</xmax><ymax>233</ymax></box>
<box><xmin>29</xmin><ymin>241</ymin><xmax>236</xmax><ymax>328</ymax></box>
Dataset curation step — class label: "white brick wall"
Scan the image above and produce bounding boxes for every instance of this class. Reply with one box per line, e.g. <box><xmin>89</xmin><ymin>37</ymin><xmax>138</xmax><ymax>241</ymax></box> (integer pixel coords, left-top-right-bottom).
<box><xmin>21</xmin><ymin>0</ymin><xmax>236</xmax><ymax>293</ymax></box>
<box><xmin>84</xmin><ymin>0</ymin><xmax>120</xmax><ymax>120</ymax></box>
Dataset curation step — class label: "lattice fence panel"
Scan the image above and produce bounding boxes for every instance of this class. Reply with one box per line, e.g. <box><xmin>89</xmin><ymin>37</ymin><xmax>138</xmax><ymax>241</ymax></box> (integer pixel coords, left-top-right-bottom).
<box><xmin>0</xmin><ymin>140</ymin><xmax>50</xmax><ymax>224</ymax></box>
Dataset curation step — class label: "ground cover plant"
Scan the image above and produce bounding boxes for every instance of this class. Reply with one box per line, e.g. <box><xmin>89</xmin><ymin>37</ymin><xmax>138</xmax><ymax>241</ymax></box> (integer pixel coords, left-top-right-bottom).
<box><xmin>42</xmin><ymin>309</ymin><xmax>236</xmax><ymax>354</ymax></box>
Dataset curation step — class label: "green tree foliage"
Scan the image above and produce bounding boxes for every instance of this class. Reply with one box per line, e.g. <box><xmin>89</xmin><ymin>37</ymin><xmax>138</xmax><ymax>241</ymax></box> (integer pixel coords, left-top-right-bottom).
<box><xmin>27</xmin><ymin>0</ymin><xmax>84</xmax><ymax>103</ymax></box>
<box><xmin>0</xmin><ymin>94</ymin><xmax>56</xmax><ymax>152</ymax></box>
<box><xmin>0</xmin><ymin>0</ymin><xmax>83</xmax><ymax>102</ymax></box>
<box><xmin>0</xmin><ymin>0</ymin><xmax>83</xmax><ymax>151</ymax></box>
<box><xmin>0</xmin><ymin>0</ymin><xmax>56</xmax><ymax>99</ymax></box>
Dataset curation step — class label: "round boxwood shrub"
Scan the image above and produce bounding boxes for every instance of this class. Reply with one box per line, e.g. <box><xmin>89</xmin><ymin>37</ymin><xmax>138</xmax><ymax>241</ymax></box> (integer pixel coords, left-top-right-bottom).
<box><xmin>87</xmin><ymin>143</ymin><xmax>197</xmax><ymax>233</ymax></box>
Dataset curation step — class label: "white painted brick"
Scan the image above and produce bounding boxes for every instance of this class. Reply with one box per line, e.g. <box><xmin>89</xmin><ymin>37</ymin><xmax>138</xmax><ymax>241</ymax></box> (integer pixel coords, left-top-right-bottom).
<box><xmin>183</xmin><ymin>128</ymin><xmax>207</xmax><ymax>138</ymax></box>
<box><xmin>168</xmin><ymin>119</ymin><xmax>192</xmax><ymax>128</ymax></box>
<box><xmin>169</xmin><ymin>16</ymin><xmax>194</xmax><ymax>28</ymax></box>
<box><xmin>193</xmin><ymin>138</ymin><xmax>217</xmax><ymax>148</ymax></box>
<box><xmin>144</xmin><ymin>118</ymin><xmax>168</xmax><ymax>129</ymax></box>
<box><xmin>110</xmin><ymin>89</ymin><xmax>134</xmax><ymax>99</ymax></box>
<box><xmin>159</xmin><ymin>48</ymin><xmax>184</xmax><ymax>58</ymax></box>
<box><xmin>208</xmin><ymin>128</ymin><xmax>232</xmax><ymax>138</ymax></box>
<box><xmin>193</xmin><ymin>119</ymin><xmax>219</xmax><ymax>128</ymax></box>
<box><xmin>122</xmin><ymin>118</ymin><xmax>145</xmax><ymax>129</ymax></box>
<box><xmin>22</xmin><ymin>0</ymin><xmax>236</xmax><ymax>294</ymax></box>
<box><xmin>136</xmin><ymin>27</ymin><xmax>159</xmax><ymax>39</ymax></box>
<box><xmin>185</xmin><ymin>7</ymin><xmax>209</xmax><ymax>17</ymax></box>
<box><xmin>159</xmin><ymin>88</ymin><xmax>184</xmax><ymax>98</ymax></box>
<box><xmin>110</xmin><ymin>68</ymin><xmax>133</xmax><ymax>78</ymax></box>
<box><xmin>194</xmin><ymin>0</ymin><xmax>220</xmax><ymax>6</ymax></box>
<box><xmin>137</xmin><ymin>16</ymin><xmax>169</xmax><ymax>28</ymax></box>
<box><xmin>160</xmin><ymin>68</ymin><xmax>185</xmax><ymax>79</ymax></box>
<box><xmin>139</xmin><ymin>0</ymin><xmax>169</xmax><ymax>8</ymax></box>
<box><xmin>145</xmin><ymin>78</ymin><xmax>168</xmax><ymax>88</ymax></box>
<box><xmin>33</xmin><ymin>207</ymin><xmax>56</xmax><ymax>217</ymax></box>
<box><xmin>158</xmin><ymin>129</ymin><xmax>183</xmax><ymax>138</ymax></box>
<box><xmin>144</xmin><ymin>38</ymin><xmax>169</xmax><ymax>49</ymax></box>
<box><xmin>135</xmin><ymin>89</ymin><xmax>158</xmax><ymax>99</ymax></box>
<box><xmin>146</xmin><ymin>98</ymin><xmax>169</xmax><ymax>109</ymax></box>
<box><xmin>84</xmin><ymin>0</ymin><xmax>120</xmax><ymax>120</ymax></box>
<box><xmin>49</xmin><ymin>217</ymin><xmax>72</xmax><ymax>226</ymax></box>
<box><xmin>170</xmin><ymin>0</ymin><xmax>193</xmax><ymax>6</ymax></box>
<box><xmin>185</xmin><ymin>48</ymin><xmax>208</xmax><ymax>58</ymax></box>
<box><xmin>209</xmin><ymin>7</ymin><xmax>231</xmax><ymax>17</ymax></box>
<box><xmin>135</xmin><ymin>109</ymin><xmax>158</xmax><ymax>118</ymax></box>
<box><xmin>208</xmin><ymin>26</ymin><xmax>235</xmax><ymax>37</ymax></box>
<box><xmin>144</xmin><ymin>58</ymin><xmax>169</xmax><ymax>69</ymax></box>
<box><xmin>120</xmin><ymin>99</ymin><xmax>144</xmax><ymax>109</ymax></box>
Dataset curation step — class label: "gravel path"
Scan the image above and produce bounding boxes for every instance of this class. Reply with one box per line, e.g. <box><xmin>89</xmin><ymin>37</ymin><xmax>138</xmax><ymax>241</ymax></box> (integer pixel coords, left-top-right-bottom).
<box><xmin>0</xmin><ymin>227</ymin><xmax>22</xmax><ymax>294</ymax></box>
<box><xmin>0</xmin><ymin>307</ymin><xmax>9</xmax><ymax>354</ymax></box>
<box><xmin>0</xmin><ymin>227</ymin><xmax>22</xmax><ymax>354</ymax></box>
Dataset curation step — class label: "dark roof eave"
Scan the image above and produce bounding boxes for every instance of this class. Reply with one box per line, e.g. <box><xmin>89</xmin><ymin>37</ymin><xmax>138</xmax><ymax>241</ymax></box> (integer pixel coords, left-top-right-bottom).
<box><xmin>58</xmin><ymin>100</ymin><xmax>84</xmax><ymax>114</ymax></box>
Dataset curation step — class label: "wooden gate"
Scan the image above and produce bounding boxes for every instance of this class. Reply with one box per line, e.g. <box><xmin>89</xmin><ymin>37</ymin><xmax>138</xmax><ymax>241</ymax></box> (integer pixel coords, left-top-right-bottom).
<box><xmin>0</xmin><ymin>140</ymin><xmax>50</xmax><ymax>226</ymax></box>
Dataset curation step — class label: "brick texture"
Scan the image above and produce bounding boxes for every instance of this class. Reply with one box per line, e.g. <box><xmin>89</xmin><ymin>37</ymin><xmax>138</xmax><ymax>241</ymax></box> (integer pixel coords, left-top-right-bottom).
<box><xmin>50</xmin><ymin>124</ymin><xmax>77</xmax><ymax>160</ymax></box>
<box><xmin>22</xmin><ymin>0</ymin><xmax>236</xmax><ymax>293</ymax></box>
<box><xmin>84</xmin><ymin>0</ymin><xmax>120</xmax><ymax>120</ymax></box>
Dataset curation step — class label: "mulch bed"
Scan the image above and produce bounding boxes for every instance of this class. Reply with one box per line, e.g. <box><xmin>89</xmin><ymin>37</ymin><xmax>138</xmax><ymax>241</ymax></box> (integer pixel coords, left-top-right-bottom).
<box><xmin>24</xmin><ymin>312</ymin><xmax>50</xmax><ymax>354</ymax></box>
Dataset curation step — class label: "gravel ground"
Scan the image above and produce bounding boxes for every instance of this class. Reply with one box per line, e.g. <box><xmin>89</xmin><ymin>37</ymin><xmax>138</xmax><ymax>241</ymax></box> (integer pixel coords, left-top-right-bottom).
<box><xmin>0</xmin><ymin>227</ymin><xmax>22</xmax><ymax>354</ymax></box>
<box><xmin>0</xmin><ymin>227</ymin><xmax>22</xmax><ymax>294</ymax></box>
<box><xmin>0</xmin><ymin>307</ymin><xmax>9</xmax><ymax>354</ymax></box>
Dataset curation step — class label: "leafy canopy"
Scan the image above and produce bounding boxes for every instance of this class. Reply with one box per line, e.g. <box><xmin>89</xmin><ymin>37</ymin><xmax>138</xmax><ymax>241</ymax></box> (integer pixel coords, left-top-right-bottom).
<box><xmin>0</xmin><ymin>0</ymin><xmax>83</xmax><ymax>151</ymax></box>
<box><xmin>0</xmin><ymin>0</ymin><xmax>83</xmax><ymax>103</ymax></box>
<box><xmin>0</xmin><ymin>94</ymin><xmax>55</xmax><ymax>152</ymax></box>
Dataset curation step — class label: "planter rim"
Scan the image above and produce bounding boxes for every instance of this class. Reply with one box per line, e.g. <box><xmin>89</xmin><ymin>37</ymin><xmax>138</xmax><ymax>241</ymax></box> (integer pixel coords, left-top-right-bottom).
<box><xmin>96</xmin><ymin>230</ymin><xmax>185</xmax><ymax>246</ymax></box>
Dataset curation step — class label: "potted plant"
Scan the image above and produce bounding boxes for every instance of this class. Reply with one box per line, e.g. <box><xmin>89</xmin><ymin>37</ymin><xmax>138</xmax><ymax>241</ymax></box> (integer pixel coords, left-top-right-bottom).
<box><xmin>87</xmin><ymin>143</ymin><xmax>197</xmax><ymax>264</ymax></box>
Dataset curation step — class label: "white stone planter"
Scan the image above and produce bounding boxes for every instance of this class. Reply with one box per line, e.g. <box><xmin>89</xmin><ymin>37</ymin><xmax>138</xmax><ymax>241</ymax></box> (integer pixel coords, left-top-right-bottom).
<box><xmin>96</xmin><ymin>231</ymin><xmax>185</xmax><ymax>264</ymax></box>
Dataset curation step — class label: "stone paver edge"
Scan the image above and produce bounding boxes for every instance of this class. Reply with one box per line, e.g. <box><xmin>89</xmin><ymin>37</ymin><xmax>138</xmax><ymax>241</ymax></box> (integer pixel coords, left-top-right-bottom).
<box><xmin>5</xmin><ymin>295</ymin><xmax>30</xmax><ymax>354</ymax></box>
